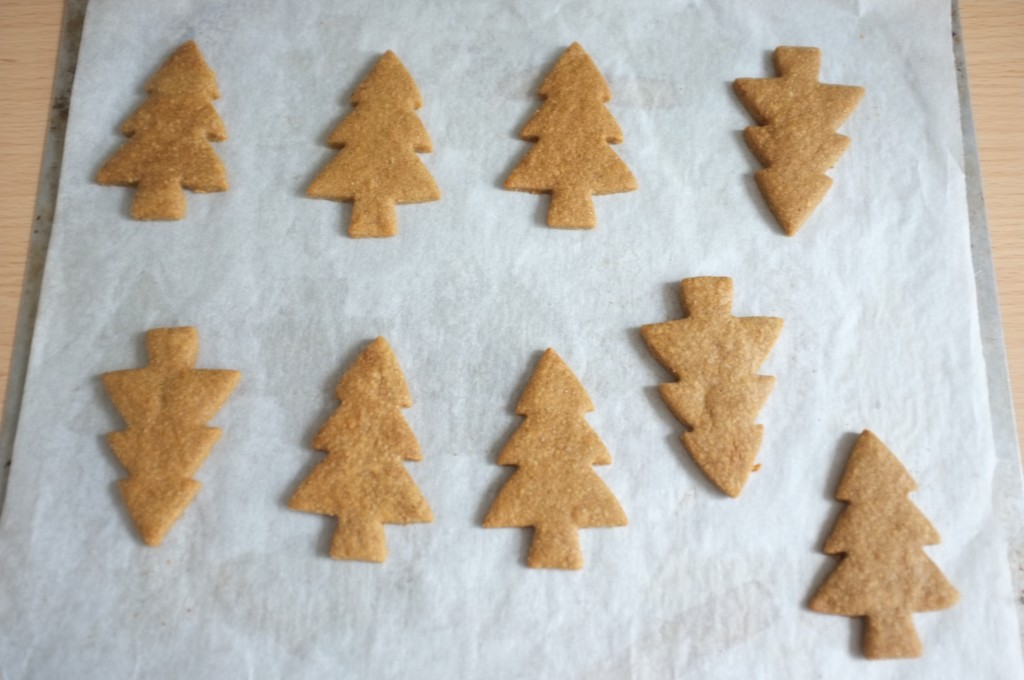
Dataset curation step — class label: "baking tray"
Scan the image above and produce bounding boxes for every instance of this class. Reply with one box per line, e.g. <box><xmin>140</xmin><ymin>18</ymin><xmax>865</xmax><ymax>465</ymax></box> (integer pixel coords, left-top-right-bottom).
<box><xmin>1</xmin><ymin>0</ymin><xmax>1021</xmax><ymax>658</ymax></box>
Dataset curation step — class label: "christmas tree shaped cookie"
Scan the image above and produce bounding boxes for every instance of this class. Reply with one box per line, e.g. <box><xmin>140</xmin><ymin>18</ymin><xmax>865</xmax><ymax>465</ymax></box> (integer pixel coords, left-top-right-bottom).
<box><xmin>307</xmin><ymin>51</ymin><xmax>440</xmax><ymax>237</ymax></box>
<box><xmin>505</xmin><ymin>43</ymin><xmax>637</xmax><ymax>229</ymax></box>
<box><xmin>811</xmin><ymin>431</ymin><xmax>958</xmax><ymax>659</ymax></box>
<box><xmin>289</xmin><ymin>337</ymin><xmax>432</xmax><ymax>562</ymax></box>
<box><xmin>734</xmin><ymin>47</ymin><xmax>864</xmax><ymax>235</ymax></box>
<box><xmin>97</xmin><ymin>41</ymin><xmax>228</xmax><ymax>220</ymax></box>
<box><xmin>641</xmin><ymin>277</ymin><xmax>782</xmax><ymax>497</ymax></box>
<box><xmin>102</xmin><ymin>327</ymin><xmax>240</xmax><ymax>546</ymax></box>
<box><xmin>484</xmin><ymin>349</ymin><xmax>627</xmax><ymax>570</ymax></box>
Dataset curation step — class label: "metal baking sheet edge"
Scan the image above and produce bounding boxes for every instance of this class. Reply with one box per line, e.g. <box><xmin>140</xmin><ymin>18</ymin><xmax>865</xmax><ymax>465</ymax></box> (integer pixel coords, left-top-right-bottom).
<box><xmin>0</xmin><ymin>0</ymin><xmax>87</xmax><ymax>510</ymax></box>
<box><xmin>951</xmin><ymin>0</ymin><xmax>1024</xmax><ymax>651</ymax></box>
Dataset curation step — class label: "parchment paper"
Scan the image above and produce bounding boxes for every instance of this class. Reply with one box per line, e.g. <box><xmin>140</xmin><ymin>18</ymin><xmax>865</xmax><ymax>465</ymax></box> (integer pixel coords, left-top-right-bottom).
<box><xmin>1</xmin><ymin>0</ymin><xmax>1021</xmax><ymax>678</ymax></box>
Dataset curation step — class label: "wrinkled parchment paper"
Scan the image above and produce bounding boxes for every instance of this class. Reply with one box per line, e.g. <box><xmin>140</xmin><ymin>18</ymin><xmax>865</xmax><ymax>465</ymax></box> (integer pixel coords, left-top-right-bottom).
<box><xmin>2</xmin><ymin>0</ymin><xmax>1022</xmax><ymax>677</ymax></box>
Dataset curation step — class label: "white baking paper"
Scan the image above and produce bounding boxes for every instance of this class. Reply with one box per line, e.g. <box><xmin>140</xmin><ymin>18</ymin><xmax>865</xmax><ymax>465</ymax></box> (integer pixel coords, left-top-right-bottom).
<box><xmin>1</xmin><ymin>0</ymin><xmax>1021</xmax><ymax>677</ymax></box>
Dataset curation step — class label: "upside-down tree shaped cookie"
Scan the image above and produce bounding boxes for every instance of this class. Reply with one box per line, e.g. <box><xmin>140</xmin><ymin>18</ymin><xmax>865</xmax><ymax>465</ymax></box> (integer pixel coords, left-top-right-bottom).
<box><xmin>307</xmin><ymin>51</ymin><xmax>440</xmax><ymax>238</ymax></box>
<box><xmin>505</xmin><ymin>42</ymin><xmax>637</xmax><ymax>229</ymax></box>
<box><xmin>102</xmin><ymin>327</ymin><xmax>240</xmax><ymax>546</ymax></box>
<box><xmin>811</xmin><ymin>431</ymin><xmax>959</xmax><ymax>659</ymax></box>
<box><xmin>484</xmin><ymin>349</ymin><xmax>627</xmax><ymax>570</ymax></box>
<box><xmin>289</xmin><ymin>337</ymin><xmax>432</xmax><ymax>562</ymax></box>
<box><xmin>733</xmin><ymin>47</ymin><xmax>864</xmax><ymax>235</ymax></box>
<box><xmin>641</xmin><ymin>277</ymin><xmax>782</xmax><ymax>497</ymax></box>
<box><xmin>97</xmin><ymin>41</ymin><xmax>228</xmax><ymax>220</ymax></box>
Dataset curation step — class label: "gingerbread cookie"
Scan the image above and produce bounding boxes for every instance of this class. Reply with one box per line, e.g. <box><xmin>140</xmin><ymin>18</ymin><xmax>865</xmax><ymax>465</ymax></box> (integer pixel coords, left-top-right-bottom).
<box><xmin>289</xmin><ymin>337</ymin><xmax>432</xmax><ymax>562</ymax></box>
<box><xmin>641</xmin><ymin>277</ymin><xmax>782</xmax><ymax>497</ymax></box>
<box><xmin>484</xmin><ymin>349</ymin><xmax>627</xmax><ymax>570</ymax></box>
<box><xmin>102</xmin><ymin>327</ymin><xmax>240</xmax><ymax>546</ymax></box>
<box><xmin>307</xmin><ymin>51</ymin><xmax>440</xmax><ymax>237</ymax></box>
<box><xmin>734</xmin><ymin>47</ymin><xmax>864</xmax><ymax>235</ymax></box>
<box><xmin>505</xmin><ymin>43</ymin><xmax>637</xmax><ymax>229</ymax></box>
<box><xmin>811</xmin><ymin>430</ymin><xmax>958</xmax><ymax>659</ymax></box>
<box><xmin>97</xmin><ymin>41</ymin><xmax>228</xmax><ymax>220</ymax></box>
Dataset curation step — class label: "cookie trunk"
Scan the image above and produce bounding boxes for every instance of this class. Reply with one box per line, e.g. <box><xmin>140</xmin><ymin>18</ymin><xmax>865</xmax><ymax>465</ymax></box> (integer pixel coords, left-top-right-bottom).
<box><xmin>349</xmin><ymin>198</ymin><xmax>398</xmax><ymax>237</ymax></box>
<box><xmin>863</xmin><ymin>611</ymin><xmax>922</xmax><ymax>659</ymax></box>
<box><xmin>528</xmin><ymin>524</ymin><xmax>583</xmax><ymax>570</ymax></box>
<box><xmin>330</xmin><ymin>519</ymin><xmax>387</xmax><ymax>562</ymax></box>
<box><xmin>547</xmin><ymin>188</ymin><xmax>595</xmax><ymax>229</ymax></box>
<box><xmin>132</xmin><ymin>177</ymin><xmax>186</xmax><ymax>220</ymax></box>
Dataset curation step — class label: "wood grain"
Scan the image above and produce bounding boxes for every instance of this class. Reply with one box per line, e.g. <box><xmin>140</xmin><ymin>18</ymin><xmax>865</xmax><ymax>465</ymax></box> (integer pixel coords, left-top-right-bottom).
<box><xmin>961</xmin><ymin>1</ymin><xmax>1024</xmax><ymax>449</ymax></box>
<box><xmin>0</xmin><ymin>0</ymin><xmax>64</xmax><ymax>423</ymax></box>
<box><xmin>0</xmin><ymin>1</ymin><xmax>1021</xmax><ymax>451</ymax></box>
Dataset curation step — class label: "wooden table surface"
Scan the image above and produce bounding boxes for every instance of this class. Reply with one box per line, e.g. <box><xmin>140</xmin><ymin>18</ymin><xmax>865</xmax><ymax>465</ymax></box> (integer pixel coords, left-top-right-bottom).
<box><xmin>2</xmin><ymin>1</ymin><xmax>1022</xmax><ymax>449</ymax></box>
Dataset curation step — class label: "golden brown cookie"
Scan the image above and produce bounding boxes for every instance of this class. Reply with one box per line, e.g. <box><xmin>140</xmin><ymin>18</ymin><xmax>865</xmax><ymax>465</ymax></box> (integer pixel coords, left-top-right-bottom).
<box><xmin>640</xmin><ymin>277</ymin><xmax>782</xmax><ymax>497</ymax></box>
<box><xmin>810</xmin><ymin>430</ymin><xmax>959</xmax><ymax>659</ymax></box>
<box><xmin>483</xmin><ymin>348</ymin><xmax>627</xmax><ymax>570</ymax></box>
<box><xmin>734</xmin><ymin>47</ymin><xmax>864</xmax><ymax>235</ymax></box>
<box><xmin>505</xmin><ymin>42</ymin><xmax>637</xmax><ymax>229</ymax></box>
<box><xmin>307</xmin><ymin>51</ymin><xmax>440</xmax><ymax>238</ymax></box>
<box><xmin>97</xmin><ymin>41</ymin><xmax>228</xmax><ymax>220</ymax></box>
<box><xmin>102</xmin><ymin>327</ymin><xmax>240</xmax><ymax>546</ymax></box>
<box><xmin>289</xmin><ymin>337</ymin><xmax>432</xmax><ymax>562</ymax></box>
